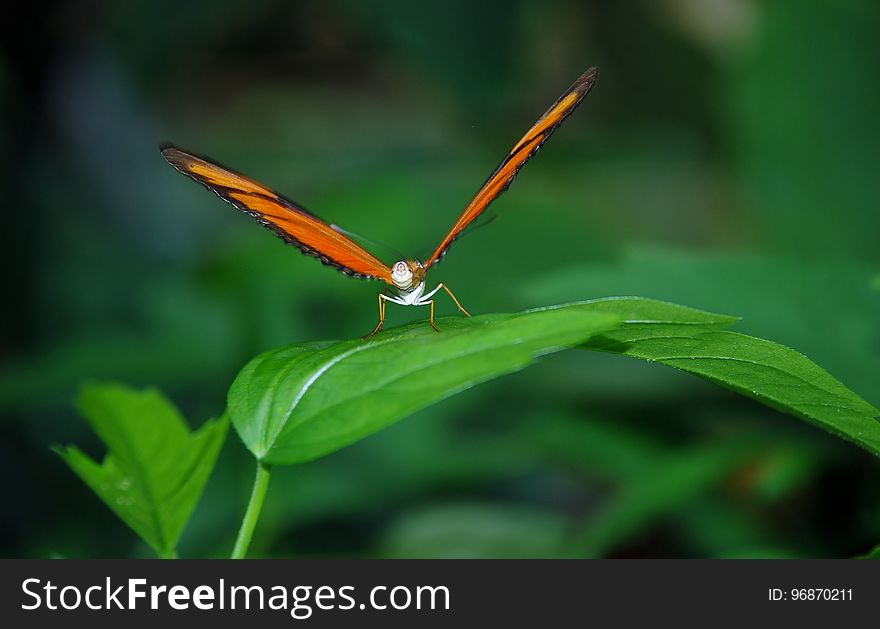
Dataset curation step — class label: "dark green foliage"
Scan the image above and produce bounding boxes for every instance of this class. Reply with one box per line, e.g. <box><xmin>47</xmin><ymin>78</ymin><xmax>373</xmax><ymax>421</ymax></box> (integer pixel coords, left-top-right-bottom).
<box><xmin>4</xmin><ymin>0</ymin><xmax>879</xmax><ymax>559</ymax></box>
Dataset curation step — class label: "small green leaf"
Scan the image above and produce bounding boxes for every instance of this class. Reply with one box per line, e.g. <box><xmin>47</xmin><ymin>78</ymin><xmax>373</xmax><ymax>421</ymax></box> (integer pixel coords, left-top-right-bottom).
<box><xmin>574</xmin><ymin>298</ymin><xmax>880</xmax><ymax>457</ymax></box>
<box><xmin>54</xmin><ymin>383</ymin><xmax>229</xmax><ymax>558</ymax></box>
<box><xmin>228</xmin><ymin>307</ymin><xmax>622</xmax><ymax>464</ymax></box>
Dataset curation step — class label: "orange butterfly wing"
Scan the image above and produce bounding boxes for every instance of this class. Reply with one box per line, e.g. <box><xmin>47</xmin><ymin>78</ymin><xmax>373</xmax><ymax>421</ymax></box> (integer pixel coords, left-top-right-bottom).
<box><xmin>425</xmin><ymin>67</ymin><xmax>598</xmax><ymax>267</ymax></box>
<box><xmin>161</xmin><ymin>146</ymin><xmax>394</xmax><ymax>284</ymax></box>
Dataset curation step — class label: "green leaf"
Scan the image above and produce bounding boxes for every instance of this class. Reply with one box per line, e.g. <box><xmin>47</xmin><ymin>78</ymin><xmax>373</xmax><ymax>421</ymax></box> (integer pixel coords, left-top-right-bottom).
<box><xmin>228</xmin><ymin>307</ymin><xmax>622</xmax><ymax>464</ymax></box>
<box><xmin>521</xmin><ymin>248</ymin><xmax>880</xmax><ymax>405</ymax></box>
<box><xmin>54</xmin><ymin>383</ymin><xmax>229</xmax><ymax>558</ymax></box>
<box><xmin>573</xmin><ymin>298</ymin><xmax>880</xmax><ymax>457</ymax></box>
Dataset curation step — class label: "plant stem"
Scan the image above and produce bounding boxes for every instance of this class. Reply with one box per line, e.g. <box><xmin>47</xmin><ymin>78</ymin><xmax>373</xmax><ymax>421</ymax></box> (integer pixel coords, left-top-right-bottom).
<box><xmin>231</xmin><ymin>460</ymin><xmax>272</xmax><ymax>559</ymax></box>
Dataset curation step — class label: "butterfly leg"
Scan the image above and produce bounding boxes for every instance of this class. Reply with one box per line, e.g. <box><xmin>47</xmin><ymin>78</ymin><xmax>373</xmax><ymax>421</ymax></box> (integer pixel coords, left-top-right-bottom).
<box><xmin>363</xmin><ymin>293</ymin><xmax>389</xmax><ymax>339</ymax></box>
<box><xmin>417</xmin><ymin>283</ymin><xmax>470</xmax><ymax>333</ymax></box>
<box><xmin>438</xmin><ymin>283</ymin><xmax>471</xmax><ymax>317</ymax></box>
<box><xmin>428</xmin><ymin>299</ymin><xmax>440</xmax><ymax>333</ymax></box>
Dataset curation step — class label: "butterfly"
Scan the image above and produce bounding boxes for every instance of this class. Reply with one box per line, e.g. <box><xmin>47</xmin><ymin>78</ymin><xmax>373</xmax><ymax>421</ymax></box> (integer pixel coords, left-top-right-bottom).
<box><xmin>161</xmin><ymin>66</ymin><xmax>597</xmax><ymax>337</ymax></box>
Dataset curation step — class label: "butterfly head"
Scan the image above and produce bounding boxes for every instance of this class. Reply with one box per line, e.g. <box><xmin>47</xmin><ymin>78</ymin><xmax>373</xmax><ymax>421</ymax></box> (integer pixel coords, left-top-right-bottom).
<box><xmin>391</xmin><ymin>259</ymin><xmax>425</xmax><ymax>292</ymax></box>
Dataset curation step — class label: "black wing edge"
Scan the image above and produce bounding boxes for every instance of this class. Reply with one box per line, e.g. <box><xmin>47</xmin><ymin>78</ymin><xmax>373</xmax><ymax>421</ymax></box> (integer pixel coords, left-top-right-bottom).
<box><xmin>158</xmin><ymin>143</ymin><xmax>384</xmax><ymax>281</ymax></box>
<box><xmin>426</xmin><ymin>66</ymin><xmax>598</xmax><ymax>268</ymax></box>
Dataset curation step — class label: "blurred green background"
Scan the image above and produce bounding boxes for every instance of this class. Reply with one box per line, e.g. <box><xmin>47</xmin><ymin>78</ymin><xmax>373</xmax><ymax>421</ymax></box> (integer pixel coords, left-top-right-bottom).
<box><xmin>2</xmin><ymin>0</ymin><xmax>879</xmax><ymax>558</ymax></box>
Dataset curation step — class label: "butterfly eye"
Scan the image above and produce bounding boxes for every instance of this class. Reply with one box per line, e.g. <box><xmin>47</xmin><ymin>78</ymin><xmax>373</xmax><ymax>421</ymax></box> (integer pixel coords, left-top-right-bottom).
<box><xmin>393</xmin><ymin>262</ymin><xmax>409</xmax><ymax>275</ymax></box>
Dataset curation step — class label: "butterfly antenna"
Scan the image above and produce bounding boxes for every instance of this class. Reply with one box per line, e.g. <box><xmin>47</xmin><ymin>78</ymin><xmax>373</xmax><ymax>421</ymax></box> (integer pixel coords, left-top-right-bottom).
<box><xmin>449</xmin><ymin>211</ymin><xmax>500</xmax><ymax>245</ymax></box>
<box><xmin>331</xmin><ymin>224</ymin><xmax>406</xmax><ymax>262</ymax></box>
<box><xmin>423</xmin><ymin>212</ymin><xmax>499</xmax><ymax>267</ymax></box>
<box><xmin>461</xmin><ymin>212</ymin><xmax>499</xmax><ymax>237</ymax></box>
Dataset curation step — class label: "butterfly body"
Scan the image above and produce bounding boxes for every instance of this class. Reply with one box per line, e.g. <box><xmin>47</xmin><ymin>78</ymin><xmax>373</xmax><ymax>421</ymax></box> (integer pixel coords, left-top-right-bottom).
<box><xmin>161</xmin><ymin>67</ymin><xmax>597</xmax><ymax>337</ymax></box>
<box><xmin>394</xmin><ymin>281</ymin><xmax>427</xmax><ymax>306</ymax></box>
